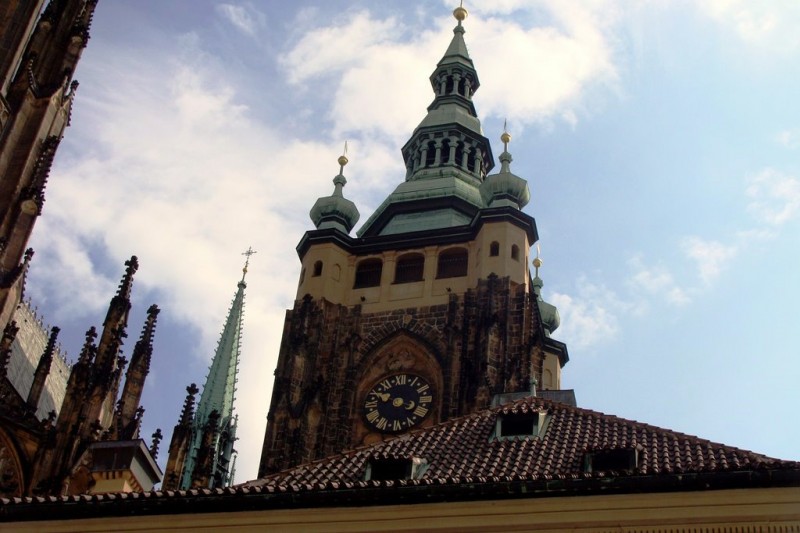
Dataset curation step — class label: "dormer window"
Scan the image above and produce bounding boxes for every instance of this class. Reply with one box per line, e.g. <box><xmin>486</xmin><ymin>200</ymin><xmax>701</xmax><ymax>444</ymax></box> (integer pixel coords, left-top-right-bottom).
<box><xmin>493</xmin><ymin>411</ymin><xmax>546</xmax><ymax>440</ymax></box>
<box><xmin>364</xmin><ymin>456</ymin><xmax>428</xmax><ymax>481</ymax></box>
<box><xmin>584</xmin><ymin>447</ymin><xmax>641</xmax><ymax>473</ymax></box>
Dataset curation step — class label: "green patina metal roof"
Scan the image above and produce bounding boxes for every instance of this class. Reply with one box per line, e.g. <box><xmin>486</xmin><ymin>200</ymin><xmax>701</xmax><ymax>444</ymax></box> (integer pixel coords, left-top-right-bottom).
<box><xmin>180</xmin><ymin>263</ymin><xmax>247</xmax><ymax>488</ymax></box>
<box><xmin>358</xmin><ymin>14</ymin><xmax>497</xmax><ymax>237</ymax></box>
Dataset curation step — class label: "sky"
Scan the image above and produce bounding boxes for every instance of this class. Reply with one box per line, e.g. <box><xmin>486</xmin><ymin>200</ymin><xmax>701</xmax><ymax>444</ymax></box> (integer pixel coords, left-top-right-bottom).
<box><xmin>25</xmin><ymin>0</ymin><xmax>800</xmax><ymax>483</ymax></box>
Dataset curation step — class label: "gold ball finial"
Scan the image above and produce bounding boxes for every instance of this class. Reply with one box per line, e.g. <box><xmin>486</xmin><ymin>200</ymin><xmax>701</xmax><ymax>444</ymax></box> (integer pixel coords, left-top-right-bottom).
<box><xmin>454</xmin><ymin>6</ymin><xmax>468</xmax><ymax>22</ymax></box>
<box><xmin>338</xmin><ymin>154</ymin><xmax>349</xmax><ymax>167</ymax></box>
<box><xmin>532</xmin><ymin>257</ymin><xmax>542</xmax><ymax>269</ymax></box>
<box><xmin>500</xmin><ymin>132</ymin><xmax>511</xmax><ymax>145</ymax></box>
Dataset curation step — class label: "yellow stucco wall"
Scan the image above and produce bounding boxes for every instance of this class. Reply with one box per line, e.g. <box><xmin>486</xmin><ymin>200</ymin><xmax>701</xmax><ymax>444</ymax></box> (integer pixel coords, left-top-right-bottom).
<box><xmin>8</xmin><ymin>486</ymin><xmax>799</xmax><ymax>532</ymax></box>
<box><xmin>295</xmin><ymin>221</ymin><xmax>531</xmax><ymax>314</ymax></box>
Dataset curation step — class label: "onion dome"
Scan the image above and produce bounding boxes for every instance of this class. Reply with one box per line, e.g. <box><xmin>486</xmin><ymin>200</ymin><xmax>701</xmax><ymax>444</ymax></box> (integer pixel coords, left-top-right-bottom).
<box><xmin>309</xmin><ymin>150</ymin><xmax>360</xmax><ymax>234</ymax></box>
<box><xmin>481</xmin><ymin>128</ymin><xmax>530</xmax><ymax>209</ymax></box>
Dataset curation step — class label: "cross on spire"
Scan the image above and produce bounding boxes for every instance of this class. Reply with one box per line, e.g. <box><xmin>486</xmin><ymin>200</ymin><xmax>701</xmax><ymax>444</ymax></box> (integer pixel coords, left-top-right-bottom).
<box><xmin>241</xmin><ymin>247</ymin><xmax>256</xmax><ymax>281</ymax></box>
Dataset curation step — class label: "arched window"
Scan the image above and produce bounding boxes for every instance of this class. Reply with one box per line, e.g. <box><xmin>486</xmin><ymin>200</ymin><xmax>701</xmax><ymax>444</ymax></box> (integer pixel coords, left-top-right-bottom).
<box><xmin>454</xmin><ymin>142</ymin><xmax>464</xmax><ymax>169</ymax></box>
<box><xmin>424</xmin><ymin>140</ymin><xmax>436</xmax><ymax>167</ymax></box>
<box><xmin>299</xmin><ymin>267</ymin><xmax>306</xmax><ymax>285</ymax></box>
<box><xmin>394</xmin><ymin>253</ymin><xmax>425</xmax><ymax>284</ymax></box>
<box><xmin>313</xmin><ymin>260</ymin><xmax>323</xmax><ymax>277</ymax></box>
<box><xmin>441</xmin><ymin>138</ymin><xmax>451</xmax><ymax>165</ymax></box>
<box><xmin>511</xmin><ymin>244</ymin><xmax>520</xmax><ymax>261</ymax></box>
<box><xmin>354</xmin><ymin>258</ymin><xmax>383</xmax><ymax>288</ymax></box>
<box><xmin>489</xmin><ymin>241</ymin><xmax>499</xmax><ymax>257</ymax></box>
<box><xmin>436</xmin><ymin>247</ymin><xmax>468</xmax><ymax>279</ymax></box>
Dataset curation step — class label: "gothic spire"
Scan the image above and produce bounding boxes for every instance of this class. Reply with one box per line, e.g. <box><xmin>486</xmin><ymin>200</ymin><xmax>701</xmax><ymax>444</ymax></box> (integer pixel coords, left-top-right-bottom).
<box><xmin>95</xmin><ymin>256</ymin><xmax>138</xmax><ymax>372</ymax></box>
<box><xmin>179</xmin><ymin>254</ymin><xmax>250</xmax><ymax>488</ymax></box>
<box><xmin>115</xmin><ymin>304</ymin><xmax>160</xmax><ymax>440</ymax></box>
<box><xmin>26</xmin><ymin>326</ymin><xmax>59</xmax><ymax>411</ymax></box>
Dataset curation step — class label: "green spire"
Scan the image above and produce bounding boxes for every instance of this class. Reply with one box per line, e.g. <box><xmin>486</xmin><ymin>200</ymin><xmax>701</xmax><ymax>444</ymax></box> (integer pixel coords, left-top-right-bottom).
<box><xmin>358</xmin><ymin>6</ymin><xmax>495</xmax><ymax>237</ymax></box>
<box><xmin>180</xmin><ymin>250</ymin><xmax>253</xmax><ymax>489</ymax></box>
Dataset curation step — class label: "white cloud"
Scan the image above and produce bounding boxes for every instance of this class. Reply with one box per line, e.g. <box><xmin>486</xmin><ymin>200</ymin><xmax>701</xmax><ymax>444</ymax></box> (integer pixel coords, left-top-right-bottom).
<box><xmin>627</xmin><ymin>256</ymin><xmax>690</xmax><ymax>306</ymax></box>
<box><xmin>775</xmin><ymin>129</ymin><xmax>800</xmax><ymax>149</ymax></box>
<box><xmin>29</xmin><ymin>33</ymin><xmax>400</xmax><ymax>481</ymax></box>
<box><xmin>746</xmin><ymin>168</ymin><xmax>800</xmax><ymax>226</ymax></box>
<box><xmin>697</xmin><ymin>0</ymin><xmax>800</xmax><ymax>51</ymax></box>
<box><xmin>280</xmin><ymin>4</ymin><xmax>620</xmax><ymax>142</ymax></box>
<box><xmin>550</xmin><ymin>279</ymin><xmax>623</xmax><ymax>350</ymax></box>
<box><xmin>681</xmin><ymin>237</ymin><xmax>737</xmax><ymax>285</ymax></box>
<box><xmin>217</xmin><ymin>4</ymin><xmax>264</xmax><ymax>36</ymax></box>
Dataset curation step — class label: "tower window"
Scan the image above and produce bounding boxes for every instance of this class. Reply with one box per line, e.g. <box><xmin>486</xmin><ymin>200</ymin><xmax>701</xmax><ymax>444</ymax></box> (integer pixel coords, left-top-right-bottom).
<box><xmin>489</xmin><ymin>241</ymin><xmax>499</xmax><ymax>257</ymax></box>
<box><xmin>511</xmin><ymin>244</ymin><xmax>520</xmax><ymax>261</ymax></box>
<box><xmin>354</xmin><ymin>258</ymin><xmax>383</xmax><ymax>288</ymax></box>
<box><xmin>424</xmin><ymin>141</ymin><xmax>435</xmax><ymax>167</ymax></box>
<box><xmin>394</xmin><ymin>253</ymin><xmax>424</xmax><ymax>284</ymax></box>
<box><xmin>313</xmin><ymin>260</ymin><xmax>323</xmax><ymax>277</ymax></box>
<box><xmin>436</xmin><ymin>248</ymin><xmax>468</xmax><ymax>279</ymax></box>
<box><xmin>299</xmin><ymin>267</ymin><xmax>306</xmax><ymax>285</ymax></box>
<box><xmin>441</xmin><ymin>138</ymin><xmax>451</xmax><ymax>164</ymax></box>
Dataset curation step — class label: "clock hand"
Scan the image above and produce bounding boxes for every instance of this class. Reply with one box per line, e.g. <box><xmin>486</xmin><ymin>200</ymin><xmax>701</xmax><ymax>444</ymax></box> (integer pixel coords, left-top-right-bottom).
<box><xmin>404</xmin><ymin>400</ymin><xmax>416</xmax><ymax>410</ymax></box>
<box><xmin>375</xmin><ymin>392</ymin><xmax>391</xmax><ymax>402</ymax></box>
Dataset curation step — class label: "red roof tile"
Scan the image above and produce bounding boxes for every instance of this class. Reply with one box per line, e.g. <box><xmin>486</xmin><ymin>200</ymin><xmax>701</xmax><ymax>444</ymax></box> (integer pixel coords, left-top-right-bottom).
<box><xmin>244</xmin><ymin>395</ymin><xmax>797</xmax><ymax>490</ymax></box>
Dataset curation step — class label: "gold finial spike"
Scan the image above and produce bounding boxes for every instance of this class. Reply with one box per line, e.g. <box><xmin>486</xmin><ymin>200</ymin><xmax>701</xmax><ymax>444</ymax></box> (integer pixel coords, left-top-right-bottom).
<box><xmin>501</xmin><ymin>119</ymin><xmax>511</xmax><ymax>151</ymax></box>
<box><xmin>338</xmin><ymin>141</ymin><xmax>349</xmax><ymax>173</ymax></box>
<box><xmin>532</xmin><ymin>243</ymin><xmax>542</xmax><ymax>277</ymax></box>
<box><xmin>241</xmin><ymin>247</ymin><xmax>257</xmax><ymax>279</ymax></box>
<box><xmin>454</xmin><ymin>2</ymin><xmax>468</xmax><ymax>23</ymax></box>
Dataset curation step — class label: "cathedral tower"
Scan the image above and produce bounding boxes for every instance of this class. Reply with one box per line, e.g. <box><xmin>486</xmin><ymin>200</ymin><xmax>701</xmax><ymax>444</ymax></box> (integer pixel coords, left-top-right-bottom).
<box><xmin>258</xmin><ymin>7</ymin><xmax>568</xmax><ymax>477</ymax></box>
<box><xmin>0</xmin><ymin>0</ymin><xmax>97</xmax><ymax>331</ymax></box>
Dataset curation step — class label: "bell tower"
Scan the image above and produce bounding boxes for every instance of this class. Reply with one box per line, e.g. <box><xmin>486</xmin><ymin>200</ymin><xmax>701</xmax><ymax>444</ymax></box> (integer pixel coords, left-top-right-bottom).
<box><xmin>259</xmin><ymin>6</ymin><xmax>568</xmax><ymax>477</ymax></box>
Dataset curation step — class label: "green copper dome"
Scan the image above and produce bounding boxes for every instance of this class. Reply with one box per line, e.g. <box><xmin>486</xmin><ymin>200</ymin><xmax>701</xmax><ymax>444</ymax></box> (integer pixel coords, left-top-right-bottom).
<box><xmin>310</xmin><ymin>162</ymin><xmax>360</xmax><ymax>234</ymax></box>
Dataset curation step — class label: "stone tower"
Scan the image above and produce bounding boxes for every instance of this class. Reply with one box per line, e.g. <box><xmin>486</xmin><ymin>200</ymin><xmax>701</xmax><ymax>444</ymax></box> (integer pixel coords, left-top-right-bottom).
<box><xmin>0</xmin><ymin>0</ymin><xmax>98</xmax><ymax>332</ymax></box>
<box><xmin>163</xmin><ymin>253</ymin><xmax>251</xmax><ymax>489</ymax></box>
<box><xmin>258</xmin><ymin>7</ymin><xmax>568</xmax><ymax>477</ymax></box>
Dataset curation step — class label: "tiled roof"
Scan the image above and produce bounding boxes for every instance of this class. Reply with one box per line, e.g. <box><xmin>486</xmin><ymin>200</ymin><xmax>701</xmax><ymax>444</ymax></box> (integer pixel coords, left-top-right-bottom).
<box><xmin>2</xmin><ymin>396</ymin><xmax>798</xmax><ymax>521</ymax></box>
<box><xmin>245</xmin><ymin>395</ymin><xmax>796</xmax><ymax>491</ymax></box>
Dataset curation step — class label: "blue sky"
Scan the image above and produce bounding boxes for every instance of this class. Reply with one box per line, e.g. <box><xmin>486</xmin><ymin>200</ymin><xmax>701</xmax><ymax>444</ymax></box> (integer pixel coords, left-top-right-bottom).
<box><xmin>27</xmin><ymin>1</ymin><xmax>800</xmax><ymax>482</ymax></box>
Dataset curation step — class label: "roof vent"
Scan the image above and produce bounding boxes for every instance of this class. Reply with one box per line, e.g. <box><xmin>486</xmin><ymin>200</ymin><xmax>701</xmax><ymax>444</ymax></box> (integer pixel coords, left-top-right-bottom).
<box><xmin>584</xmin><ymin>446</ymin><xmax>641</xmax><ymax>473</ymax></box>
<box><xmin>365</xmin><ymin>456</ymin><xmax>428</xmax><ymax>481</ymax></box>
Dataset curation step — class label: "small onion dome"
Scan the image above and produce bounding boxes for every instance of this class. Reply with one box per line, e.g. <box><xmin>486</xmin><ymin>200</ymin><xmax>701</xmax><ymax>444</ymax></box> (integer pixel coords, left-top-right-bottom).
<box><xmin>532</xmin><ymin>275</ymin><xmax>561</xmax><ymax>335</ymax></box>
<box><xmin>310</xmin><ymin>155</ymin><xmax>360</xmax><ymax>233</ymax></box>
<box><xmin>481</xmin><ymin>130</ymin><xmax>530</xmax><ymax>209</ymax></box>
<box><xmin>481</xmin><ymin>170</ymin><xmax>530</xmax><ymax>209</ymax></box>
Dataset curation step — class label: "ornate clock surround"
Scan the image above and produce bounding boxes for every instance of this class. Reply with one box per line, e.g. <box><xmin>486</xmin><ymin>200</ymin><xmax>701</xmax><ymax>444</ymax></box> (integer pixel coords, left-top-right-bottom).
<box><xmin>354</xmin><ymin>333</ymin><xmax>442</xmax><ymax>445</ymax></box>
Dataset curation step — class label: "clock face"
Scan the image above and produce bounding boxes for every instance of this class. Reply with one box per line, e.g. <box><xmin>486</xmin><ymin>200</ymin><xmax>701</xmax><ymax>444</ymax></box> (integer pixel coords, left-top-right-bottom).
<box><xmin>363</xmin><ymin>373</ymin><xmax>433</xmax><ymax>433</ymax></box>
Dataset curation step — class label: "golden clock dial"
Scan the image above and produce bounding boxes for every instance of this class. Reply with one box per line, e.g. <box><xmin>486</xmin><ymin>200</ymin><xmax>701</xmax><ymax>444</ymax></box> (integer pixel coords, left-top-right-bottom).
<box><xmin>363</xmin><ymin>373</ymin><xmax>432</xmax><ymax>433</ymax></box>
